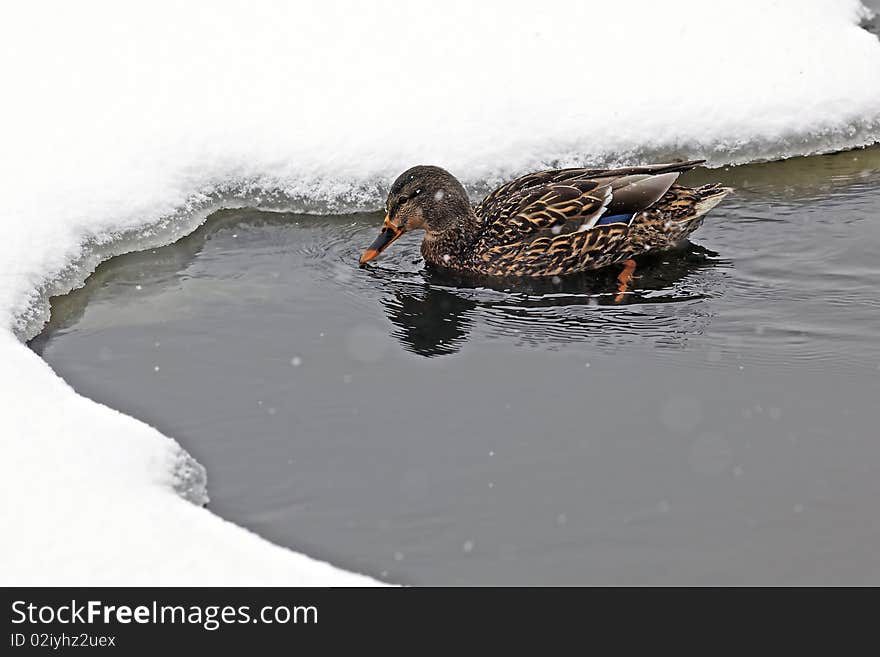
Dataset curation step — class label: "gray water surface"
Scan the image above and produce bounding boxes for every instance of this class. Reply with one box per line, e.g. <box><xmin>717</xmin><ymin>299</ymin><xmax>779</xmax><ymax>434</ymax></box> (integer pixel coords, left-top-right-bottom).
<box><xmin>31</xmin><ymin>149</ymin><xmax>880</xmax><ymax>585</ymax></box>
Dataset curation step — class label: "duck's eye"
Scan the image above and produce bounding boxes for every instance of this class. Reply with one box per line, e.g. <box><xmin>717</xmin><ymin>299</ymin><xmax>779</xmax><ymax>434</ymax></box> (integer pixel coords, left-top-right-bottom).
<box><xmin>397</xmin><ymin>195</ymin><xmax>407</xmax><ymax>206</ymax></box>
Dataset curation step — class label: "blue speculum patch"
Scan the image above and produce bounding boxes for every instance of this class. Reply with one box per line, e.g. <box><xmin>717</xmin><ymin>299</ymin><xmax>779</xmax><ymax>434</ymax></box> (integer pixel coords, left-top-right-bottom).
<box><xmin>595</xmin><ymin>212</ymin><xmax>634</xmax><ymax>226</ymax></box>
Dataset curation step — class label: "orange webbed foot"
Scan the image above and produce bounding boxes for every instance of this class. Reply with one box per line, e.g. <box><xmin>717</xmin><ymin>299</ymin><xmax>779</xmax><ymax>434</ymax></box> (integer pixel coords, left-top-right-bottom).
<box><xmin>614</xmin><ymin>259</ymin><xmax>637</xmax><ymax>303</ymax></box>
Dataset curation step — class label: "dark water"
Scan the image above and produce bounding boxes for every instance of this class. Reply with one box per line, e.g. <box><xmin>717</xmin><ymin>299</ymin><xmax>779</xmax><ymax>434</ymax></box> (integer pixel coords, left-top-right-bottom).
<box><xmin>31</xmin><ymin>148</ymin><xmax>880</xmax><ymax>585</ymax></box>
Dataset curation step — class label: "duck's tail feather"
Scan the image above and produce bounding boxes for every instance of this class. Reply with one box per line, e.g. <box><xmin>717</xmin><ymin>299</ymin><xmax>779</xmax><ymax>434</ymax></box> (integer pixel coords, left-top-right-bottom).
<box><xmin>691</xmin><ymin>183</ymin><xmax>734</xmax><ymax>217</ymax></box>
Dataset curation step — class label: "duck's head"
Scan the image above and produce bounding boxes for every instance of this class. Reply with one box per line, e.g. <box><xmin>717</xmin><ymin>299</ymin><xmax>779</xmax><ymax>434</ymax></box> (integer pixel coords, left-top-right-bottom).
<box><xmin>359</xmin><ymin>165</ymin><xmax>471</xmax><ymax>265</ymax></box>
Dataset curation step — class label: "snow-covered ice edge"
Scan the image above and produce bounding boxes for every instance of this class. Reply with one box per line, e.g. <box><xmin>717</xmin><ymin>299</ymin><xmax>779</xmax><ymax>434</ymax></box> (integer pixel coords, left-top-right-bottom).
<box><xmin>1</xmin><ymin>0</ymin><xmax>879</xmax><ymax>584</ymax></box>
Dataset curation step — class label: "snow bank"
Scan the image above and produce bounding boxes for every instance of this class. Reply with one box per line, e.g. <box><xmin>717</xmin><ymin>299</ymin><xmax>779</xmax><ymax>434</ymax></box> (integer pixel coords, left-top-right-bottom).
<box><xmin>0</xmin><ymin>0</ymin><xmax>878</xmax><ymax>584</ymax></box>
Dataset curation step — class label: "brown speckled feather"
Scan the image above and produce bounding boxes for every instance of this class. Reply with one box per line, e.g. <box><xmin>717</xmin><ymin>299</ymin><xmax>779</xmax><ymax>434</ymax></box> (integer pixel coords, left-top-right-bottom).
<box><xmin>474</xmin><ymin>160</ymin><xmax>707</xmax><ymax>219</ymax></box>
<box><xmin>480</xmin><ymin>180</ymin><xmax>613</xmax><ymax>246</ymax></box>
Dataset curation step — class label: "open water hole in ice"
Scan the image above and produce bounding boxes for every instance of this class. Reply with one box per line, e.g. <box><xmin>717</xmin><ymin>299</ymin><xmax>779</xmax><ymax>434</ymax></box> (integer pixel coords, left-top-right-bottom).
<box><xmin>31</xmin><ymin>148</ymin><xmax>880</xmax><ymax>584</ymax></box>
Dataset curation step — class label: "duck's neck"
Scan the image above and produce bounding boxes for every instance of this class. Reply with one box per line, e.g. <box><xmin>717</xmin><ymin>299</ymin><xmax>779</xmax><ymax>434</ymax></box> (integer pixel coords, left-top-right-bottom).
<box><xmin>421</xmin><ymin>209</ymin><xmax>482</xmax><ymax>268</ymax></box>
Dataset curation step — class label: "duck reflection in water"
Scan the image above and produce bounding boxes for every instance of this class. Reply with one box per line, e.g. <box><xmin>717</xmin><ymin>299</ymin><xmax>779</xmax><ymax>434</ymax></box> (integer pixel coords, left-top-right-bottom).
<box><xmin>380</xmin><ymin>242</ymin><xmax>725</xmax><ymax>358</ymax></box>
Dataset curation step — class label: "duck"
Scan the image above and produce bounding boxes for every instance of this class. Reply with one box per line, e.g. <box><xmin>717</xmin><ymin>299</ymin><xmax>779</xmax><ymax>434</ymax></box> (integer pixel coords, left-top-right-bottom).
<box><xmin>359</xmin><ymin>161</ymin><xmax>731</xmax><ymax>294</ymax></box>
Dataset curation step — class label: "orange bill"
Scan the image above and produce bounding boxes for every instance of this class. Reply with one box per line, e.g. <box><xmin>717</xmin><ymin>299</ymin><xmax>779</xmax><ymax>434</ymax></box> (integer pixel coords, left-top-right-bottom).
<box><xmin>359</xmin><ymin>215</ymin><xmax>403</xmax><ymax>265</ymax></box>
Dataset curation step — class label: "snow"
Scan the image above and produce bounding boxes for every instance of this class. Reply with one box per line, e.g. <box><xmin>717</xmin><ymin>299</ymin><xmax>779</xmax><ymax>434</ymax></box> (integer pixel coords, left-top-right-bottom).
<box><xmin>0</xmin><ymin>0</ymin><xmax>878</xmax><ymax>584</ymax></box>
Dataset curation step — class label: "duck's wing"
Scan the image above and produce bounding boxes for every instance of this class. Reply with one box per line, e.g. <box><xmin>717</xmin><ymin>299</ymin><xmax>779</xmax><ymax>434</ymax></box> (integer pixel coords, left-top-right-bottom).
<box><xmin>478</xmin><ymin>178</ymin><xmax>614</xmax><ymax>247</ymax></box>
<box><xmin>474</xmin><ymin>160</ymin><xmax>705</xmax><ymax>220</ymax></box>
<box><xmin>471</xmin><ymin>165</ymin><xmax>712</xmax><ymax>277</ymax></box>
<box><xmin>477</xmin><ymin>168</ymin><xmax>690</xmax><ymax>247</ymax></box>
